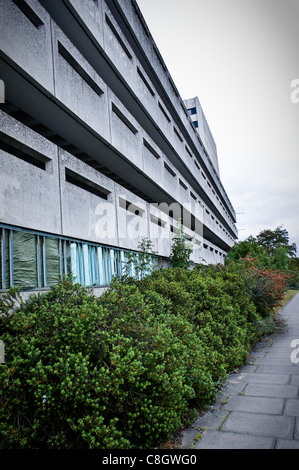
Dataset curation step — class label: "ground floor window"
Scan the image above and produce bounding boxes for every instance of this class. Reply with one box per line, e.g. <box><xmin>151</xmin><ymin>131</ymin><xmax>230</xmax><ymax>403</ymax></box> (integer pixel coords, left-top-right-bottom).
<box><xmin>0</xmin><ymin>225</ymin><xmax>164</xmax><ymax>290</ymax></box>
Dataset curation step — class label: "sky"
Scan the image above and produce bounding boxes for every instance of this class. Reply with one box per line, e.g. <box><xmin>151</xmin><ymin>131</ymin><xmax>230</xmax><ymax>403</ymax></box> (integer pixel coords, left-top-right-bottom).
<box><xmin>137</xmin><ymin>0</ymin><xmax>299</xmax><ymax>250</ymax></box>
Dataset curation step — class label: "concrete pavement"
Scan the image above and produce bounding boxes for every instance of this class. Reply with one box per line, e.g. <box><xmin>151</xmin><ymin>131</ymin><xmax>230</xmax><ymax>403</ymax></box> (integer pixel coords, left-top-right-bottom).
<box><xmin>180</xmin><ymin>293</ymin><xmax>299</xmax><ymax>449</ymax></box>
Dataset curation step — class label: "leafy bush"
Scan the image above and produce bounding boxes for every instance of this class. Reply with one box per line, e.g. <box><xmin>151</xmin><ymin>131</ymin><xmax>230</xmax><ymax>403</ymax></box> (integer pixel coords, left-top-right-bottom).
<box><xmin>0</xmin><ymin>266</ymin><xmax>263</xmax><ymax>449</ymax></box>
<box><xmin>227</xmin><ymin>255</ymin><xmax>290</xmax><ymax>317</ymax></box>
<box><xmin>138</xmin><ymin>267</ymin><xmax>261</xmax><ymax>374</ymax></box>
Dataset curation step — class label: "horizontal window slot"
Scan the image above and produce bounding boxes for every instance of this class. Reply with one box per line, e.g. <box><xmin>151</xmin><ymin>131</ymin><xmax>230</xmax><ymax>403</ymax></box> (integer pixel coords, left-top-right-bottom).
<box><xmin>181</xmin><ymin>102</ymin><xmax>189</xmax><ymax>117</ymax></box>
<box><xmin>185</xmin><ymin>145</ymin><xmax>193</xmax><ymax>158</ymax></box>
<box><xmin>153</xmin><ymin>44</ymin><xmax>167</xmax><ymax>71</ymax></box>
<box><xmin>131</xmin><ymin>0</ymin><xmax>150</xmax><ymax>37</ymax></box>
<box><xmin>143</xmin><ymin>138</ymin><xmax>160</xmax><ymax>159</ymax></box>
<box><xmin>174</xmin><ymin>126</ymin><xmax>183</xmax><ymax>142</ymax></box>
<box><xmin>65</xmin><ymin>168</ymin><xmax>110</xmax><ymax>200</ymax></box>
<box><xmin>164</xmin><ymin>162</ymin><xmax>176</xmax><ymax>177</ymax></box>
<box><xmin>11</xmin><ymin>0</ymin><xmax>44</xmax><ymax>28</ymax></box>
<box><xmin>105</xmin><ymin>14</ymin><xmax>132</xmax><ymax>59</ymax></box>
<box><xmin>58</xmin><ymin>41</ymin><xmax>104</xmax><ymax>97</ymax></box>
<box><xmin>158</xmin><ymin>102</ymin><xmax>171</xmax><ymax>123</ymax></box>
<box><xmin>190</xmin><ymin>191</ymin><xmax>197</xmax><ymax>200</ymax></box>
<box><xmin>137</xmin><ymin>67</ymin><xmax>155</xmax><ymax>96</ymax></box>
<box><xmin>150</xmin><ymin>214</ymin><xmax>166</xmax><ymax>228</ymax></box>
<box><xmin>168</xmin><ymin>77</ymin><xmax>179</xmax><ymax>97</ymax></box>
<box><xmin>112</xmin><ymin>103</ymin><xmax>138</xmax><ymax>134</ymax></box>
<box><xmin>0</xmin><ymin>131</ymin><xmax>50</xmax><ymax>170</ymax></box>
<box><xmin>194</xmin><ymin>160</ymin><xmax>200</xmax><ymax>170</ymax></box>
<box><xmin>119</xmin><ymin>197</ymin><xmax>144</xmax><ymax>216</ymax></box>
<box><xmin>179</xmin><ymin>179</ymin><xmax>187</xmax><ymax>190</ymax></box>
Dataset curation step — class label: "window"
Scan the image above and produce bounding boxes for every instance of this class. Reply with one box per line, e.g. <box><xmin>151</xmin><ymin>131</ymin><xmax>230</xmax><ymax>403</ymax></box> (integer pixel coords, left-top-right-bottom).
<box><xmin>105</xmin><ymin>14</ymin><xmax>132</xmax><ymax>60</ymax></box>
<box><xmin>58</xmin><ymin>41</ymin><xmax>104</xmax><ymax>98</ymax></box>
<box><xmin>143</xmin><ymin>139</ymin><xmax>160</xmax><ymax>159</ymax></box>
<box><xmin>112</xmin><ymin>102</ymin><xmax>138</xmax><ymax>134</ymax></box>
<box><xmin>193</xmin><ymin>120</ymin><xmax>199</xmax><ymax>128</ymax></box>
<box><xmin>0</xmin><ymin>131</ymin><xmax>51</xmax><ymax>171</ymax></box>
<box><xmin>158</xmin><ymin>102</ymin><xmax>171</xmax><ymax>123</ymax></box>
<box><xmin>187</xmin><ymin>107</ymin><xmax>197</xmax><ymax>116</ymax></box>
<box><xmin>0</xmin><ymin>225</ymin><xmax>164</xmax><ymax>290</ymax></box>
<box><xmin>11</xmin><ymin>0</ymin><xmax>44</xmax><ymax>28</ymax></box>
<box><xmin>164</xmin><ymin>162</ymin><xmax>176</xmax><ymax>177</ymax></box>
<box><xmin>137</xmin><ymin>67</ymin><xmax>155</xmax><ymax>96</ymax></box>
<box><xmin>65</xmin><ymin>168</ymin><xmax>110</xmax><ymax>200</ymax></box>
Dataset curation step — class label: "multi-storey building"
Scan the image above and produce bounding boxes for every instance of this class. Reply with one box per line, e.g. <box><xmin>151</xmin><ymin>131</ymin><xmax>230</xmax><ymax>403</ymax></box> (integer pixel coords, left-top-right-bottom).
<box><xmin>0</xmin><ymin>0</ymin><xmax>238</xmax><ymax>295</ymax></box>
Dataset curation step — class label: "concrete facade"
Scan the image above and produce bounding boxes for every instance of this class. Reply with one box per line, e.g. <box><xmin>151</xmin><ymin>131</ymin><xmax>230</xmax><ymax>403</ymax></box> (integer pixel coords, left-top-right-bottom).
<box><xmin>0</xmin><ymin>0</ymin><xmax>238</xmax><ymax>293</ymax></box>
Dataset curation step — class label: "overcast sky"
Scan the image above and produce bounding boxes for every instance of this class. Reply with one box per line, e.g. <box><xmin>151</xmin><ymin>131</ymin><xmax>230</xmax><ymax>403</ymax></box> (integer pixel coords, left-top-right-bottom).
<box><xmin>137</xmin><ymin>0</ymin><xmax>299</xmax><ymax>250</ymax></box>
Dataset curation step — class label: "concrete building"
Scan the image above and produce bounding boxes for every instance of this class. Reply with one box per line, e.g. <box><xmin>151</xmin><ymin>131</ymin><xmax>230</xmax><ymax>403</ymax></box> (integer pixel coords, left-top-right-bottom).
<box><xmin>0</xmin><ymin>0</ymin><xmax>238</xmax><ymax>294</ymax></box>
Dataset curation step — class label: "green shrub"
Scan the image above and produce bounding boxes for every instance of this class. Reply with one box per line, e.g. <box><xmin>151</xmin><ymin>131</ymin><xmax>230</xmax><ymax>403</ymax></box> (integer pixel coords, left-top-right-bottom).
<box><xmin>0</xmin><ymin>278</ymin><xmax>216</xmax><ymax>449</ymax></box>
<box><xmin>138</xmin><ymin>267</ymin><xmax>261</xmax><ymax>376</ymax></box>
<box><xmin>0</xmin><ymin>266</ymin><xmax>263</xmax><ymax>449</ymax></box>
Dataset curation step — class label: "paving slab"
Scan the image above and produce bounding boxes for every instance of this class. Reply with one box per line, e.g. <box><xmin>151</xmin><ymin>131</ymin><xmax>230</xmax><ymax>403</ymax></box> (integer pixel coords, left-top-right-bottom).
<box><xmin>244</xmin><ymin>383</ymin><xmax>298</xmax><ymax>399</ymax></box>
<box><xmin>284</xmin><ymin>399</ymin><xmax>299</xmax><ymax>417</ymax></box>
<box><xmin>222</xmin><ymin>395</ymin><xmax>284</xmax><ymax>415</ymax></box>
<box><xmin>195</xmin><ymin>431</ymin><xmax>274</xmax><ymax>449</ymax></box>
<box><xmin>221</xmin><ymin>411</ymin><xmax>295</xmax><ymax>439</ymax></box>
<box><xmin>275</xmin><ymin>439</ymin><xmax>299</xmax><ymax>449</ymax></box>
<box><xmin>242</xmin><ymin>372</ymin><xmax>290</xmax><ymax>385</ymax></box>
<box><xmin>191</xmin><ymin>409</ymin><xmax>230</xmax><ymax>431</ymax></box>
<box><xmin>254</xmin><ymin>356</ymin><xmax>294</xmax><ymax>366</ymax></box>
<box><xmin>290</xmin><ymin>376</ymin><xmax>299</xmax><ymax>386</ymax></box>
<box><xmin>256</xmin><ymin>365</ymin><xmax>299</xmax><ymax>375</ymax></box>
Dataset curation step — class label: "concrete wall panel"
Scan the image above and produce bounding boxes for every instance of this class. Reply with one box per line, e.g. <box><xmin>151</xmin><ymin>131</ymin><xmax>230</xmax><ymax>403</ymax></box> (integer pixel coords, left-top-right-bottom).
<box><xmin>52</xmin><ymin>24</ymin><xmax>110</xmax><ymax>140</ymax></box>
<box><xmin>0</xmin><ymin>0</ymin><xmax>54</xmax><ymax>93</ymax></box>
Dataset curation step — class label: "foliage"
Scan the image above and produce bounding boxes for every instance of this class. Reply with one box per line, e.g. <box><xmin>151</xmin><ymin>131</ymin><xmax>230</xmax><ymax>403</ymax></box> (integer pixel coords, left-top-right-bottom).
<box><xmin>122</xmin><ymin>237</ymin><xmax>157</xmax><ymax>280</ymax></box>
<box><xmin>169</xmin><ymin>220</ymin><xmax>193</xmax><ymax>269</ymax></box>
<box><xmin>0</xmin><ymin>265</ymin><xmax>263</xmax><ymax>449</ymax></box>
<box><xmin>226</xmin><ymin>255</ymin><xmax>290</xmax><ymax>317</ymax></box>
<box><xmin>256</xmin><ymin>225</ymin><xmax>297</xmax><ymax>258</ymax></box>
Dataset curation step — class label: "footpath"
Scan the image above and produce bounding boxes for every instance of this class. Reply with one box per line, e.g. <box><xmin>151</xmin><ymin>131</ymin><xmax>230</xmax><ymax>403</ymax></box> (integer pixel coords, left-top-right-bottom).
<box><xmin>180</xmin><ymin>293</ymin><xmax>299</xmax><ymax>449</ymax></box>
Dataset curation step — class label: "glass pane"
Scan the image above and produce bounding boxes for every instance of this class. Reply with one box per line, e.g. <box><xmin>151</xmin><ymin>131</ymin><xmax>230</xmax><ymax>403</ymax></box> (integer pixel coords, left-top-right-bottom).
<box><xmin>45</xmin><ymin>238</ymin><xmax>60</xmax><ymax>287</ymax></box>
<box><xmin>13</xmin><ymin>231</ymin><xmax>37</xmax><ymax>288</ymax></box>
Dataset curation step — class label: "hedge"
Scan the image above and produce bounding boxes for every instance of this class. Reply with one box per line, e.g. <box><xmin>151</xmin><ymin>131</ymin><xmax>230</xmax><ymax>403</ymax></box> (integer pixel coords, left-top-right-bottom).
<box><xmin>0</xmin><ymin>267</ymin><xmax>263</xmax><ymax>449</ymax></box>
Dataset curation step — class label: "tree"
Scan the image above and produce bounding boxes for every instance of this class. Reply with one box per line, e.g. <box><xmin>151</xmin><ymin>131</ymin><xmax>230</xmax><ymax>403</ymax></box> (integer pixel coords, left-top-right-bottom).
<box><xmin>123</xmin><ymin>237</ymin><xmax>157</xmax><ymax>280</ymax></box>
<box><xmin>256</xmin><ymin>226</ymin><xmax>297</xmax><ymax>258</ymax></box>
<box><xmin>169</xmin><ymin>220</ymin><xmax>193</xmax><ymax>269</ymax></box>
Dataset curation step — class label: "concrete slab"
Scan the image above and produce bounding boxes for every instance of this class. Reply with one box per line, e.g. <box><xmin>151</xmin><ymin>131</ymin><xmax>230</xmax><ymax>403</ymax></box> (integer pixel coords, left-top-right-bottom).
<box><xmin>254</xmin><ymin>356</ymin><xmax>294</xmax><ymax>366</ymax></box>
<box><xmin>221</xmin><ymin>411</ymin><xmax>295</xmax><ymax>439</ymax></box>
<box><xmin>243</xmin><ymin>373</ymin><xmax>290</xmax><ymax>385</ymax></box>
<box><xmin>257</xmin><ymin>365</ymin><xmax>299</xmax><ymax>375</ymax></box>
<box><xmin>245</xmin><ymin>383</ymin><xmax>298</xmax><ymax>399</ymax></box>
<box><xmin>191</xmin><ymin>409</ymin><xmax>230</xmax><ymax>431</ymax></box>
<box><xmin>180</xmin><ymin>427</ymin><xmax>202</xmax><ymax>449</ymax></box>
<box><xmin>284</xmin><ymin>400</ymin><xmax>299</xmax><ymax>417</ymax></box>
<box><xmin>275</xmin><ymin>439</ymin><xmax>299</xmax><ymax>449</ymax></box>
<box><xmin>195</xmin><ymin>431</ymin><xmax>274</xmax><ymax>449</ymax></box>
<box><xmin>222</xmin><ymin>395</ymin><xmax>285</xmax><ymax>415</ymax></box>
<box><xmin>290</xmin><ymin>376</ymin><xmax>299</xmax><ymax>386</ymax></box>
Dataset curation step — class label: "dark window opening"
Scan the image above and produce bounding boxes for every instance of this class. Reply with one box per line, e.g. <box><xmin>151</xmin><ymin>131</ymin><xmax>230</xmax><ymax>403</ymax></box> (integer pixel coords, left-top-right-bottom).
<box><xmin>58</xmin><ymin>41</ymin><xmax>104</xmax><ymax>97</ymax></box>
<box><xmin>187</xmin><ymin>107</ymin><xmax>197</xmax><ymax>116</ymax></box>
<box><xmin>65</xmin><ymin>168</ymin><xmax>110</xmax><ymax>200</ymax></box>
<box><xmin>105</xmin><ymin>14</ymin><xmax>132</xmax><ymax>60</ymax></box>
<box><xmin>0</xmin><ymin>131</ymin><xmax>50</xmax><ymax>170</ymax></box>
<box><xmin>11</xmin><ymin>0</ymin><xmax>44</xmax><ymax>28</ymax></box>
